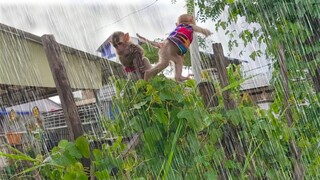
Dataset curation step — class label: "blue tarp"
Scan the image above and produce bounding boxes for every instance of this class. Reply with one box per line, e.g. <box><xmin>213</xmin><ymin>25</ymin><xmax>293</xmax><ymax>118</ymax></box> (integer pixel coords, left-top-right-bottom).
<box><xmin>100</xmin><ymin>43</ymin><xmax>116</xmax><ymax>59</ymax></box>
<box><xmin>0</xmin><ymin>111</ymin><xmax>32</xmax><ymax>115</ymax></box>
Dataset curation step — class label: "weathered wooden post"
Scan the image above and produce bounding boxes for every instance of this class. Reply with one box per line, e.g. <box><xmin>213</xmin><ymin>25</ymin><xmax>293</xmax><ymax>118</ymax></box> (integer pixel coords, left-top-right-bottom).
<box><xmin>311</xmin><ymin>67</ymin><xmax>320</xmax><ymax>92</ymax></box>
<box><xmin>197</xmin><ymin>81</ymin><xmax>219</xmax><ymax>108</ymax></box>
<box><xmin>41</xmin><ymin>35</ymin><xmax>92</xmax><ymax>173</ymax></box>
<box><xmin>278</xmin><ymin>44</ymin><xmax>304</xmax><ymax>180</ymax></box>
<box><xmin>213</xmin><ymin>43</ymin><xmax>246</xmax><ymax>178</ymax></box>
<box><xmin>213</xmin><ymin>43</ymin><xmax>237</xmax><ymax>110</ymax></box>
<box><xmin>41</xmin><ymin>34</ymin><xmax>83</xmax><ymax>140</ymax></box>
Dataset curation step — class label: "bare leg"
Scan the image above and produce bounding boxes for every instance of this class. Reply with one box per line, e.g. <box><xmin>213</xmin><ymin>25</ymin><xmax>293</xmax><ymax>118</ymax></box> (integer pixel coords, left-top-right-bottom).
<box><xmin>143</xmin><ymin>57</ymin><xmax>152</xmax><ymax>70</ymax></box>
<box><xmin>144</xmin><ymin>57</ymin><xmax>169</xmax><ymax>80</ymax></box>
<box><xmin>144</xmin><ymin>46</ymin><xmax>171</xmax><ymax>80</ymax></box>
<box><xmin>173</xmin><ymin>56</ymin><xmax>190</xmax><ymax>81</ymax></box>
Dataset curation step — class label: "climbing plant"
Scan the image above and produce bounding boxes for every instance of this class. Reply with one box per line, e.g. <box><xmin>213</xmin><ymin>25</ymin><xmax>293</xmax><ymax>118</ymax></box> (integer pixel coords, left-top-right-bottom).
<box><xmin>186</xmin><ymin>0</ymin><xmax>320</xmax><ymax>178</ymax></box>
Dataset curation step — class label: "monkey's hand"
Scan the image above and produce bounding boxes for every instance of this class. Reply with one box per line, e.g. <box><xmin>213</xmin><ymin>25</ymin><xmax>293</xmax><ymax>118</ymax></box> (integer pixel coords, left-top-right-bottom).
<box><xmin>203</xmin><ymin>29</ymin><xmax>213</xmax><ymax>37</ymax></box>
<box><xmin>192</xmin><ymin>25</ymin><xmax>213</xmax><ymax>37</ymax></box>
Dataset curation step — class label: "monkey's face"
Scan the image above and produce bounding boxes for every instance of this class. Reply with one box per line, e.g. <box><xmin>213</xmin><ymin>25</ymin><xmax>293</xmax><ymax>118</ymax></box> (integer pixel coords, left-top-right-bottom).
<box><xmin>112</xmin><ymin>40</ymin><xmax>125</xmax><ymax>53</ymax></box>
<box><xmin>110</xmin><ymin>32</ymin><xmax>129</xmax><ymax>55</ymax></box>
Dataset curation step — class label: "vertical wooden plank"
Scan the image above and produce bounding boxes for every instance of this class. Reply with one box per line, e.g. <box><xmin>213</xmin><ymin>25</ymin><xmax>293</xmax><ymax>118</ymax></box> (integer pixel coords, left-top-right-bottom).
<box><xmin>213</xmin><ymin>43</ymin><xmax>246</xmax><ymax>178</ymax></box>
<box><xmin>311</xmin><ymin>67</ymin><xmax>320</xmax><ymax>92</ymax></box>
<box><xmin>278</xmin><ymin>45</ymin><xmax>294</xmax><ymax>126</ymax></box>
<box><xmin>278</xmin><ymin>44</ymin><xmax>304</xmax><ymax>180</ymax></box>
<box><xmin>93</xmin><ymin>89</ymin><xmax>102</xmax><ymax>117</ymax></box>
<box><xmin>212</xmin><ymin>43</ymin><xmax>237</xmax><ymax>110</ymax></box>
<box><xmin>41</xmin><ymin>34</ymin><xmax>83</xmax><ymax>140</ymax></box>
<box><xmin>197</xmin><ymin>81</ymin><xmax>219</xmax><ymax>108</ymax></box>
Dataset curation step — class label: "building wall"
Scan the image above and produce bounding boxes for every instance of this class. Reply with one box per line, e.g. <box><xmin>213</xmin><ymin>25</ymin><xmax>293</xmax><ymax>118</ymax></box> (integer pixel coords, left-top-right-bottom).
<box><xmin>0</xmin><ymin>30</ymin><xmax>102</xmax><ymax>89</ymax></box>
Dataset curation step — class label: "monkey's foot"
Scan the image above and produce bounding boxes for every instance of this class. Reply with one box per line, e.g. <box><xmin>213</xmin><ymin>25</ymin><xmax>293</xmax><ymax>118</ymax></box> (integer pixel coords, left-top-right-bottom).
<box><xmin>144</xmin><ymin>70</ymin><xmax>150</xmax><ymax>81</ymax></box>
<box><xmin>175</xmin><ymin>75</ymin><xmax>190</xmax><ymax>82</ymax></box>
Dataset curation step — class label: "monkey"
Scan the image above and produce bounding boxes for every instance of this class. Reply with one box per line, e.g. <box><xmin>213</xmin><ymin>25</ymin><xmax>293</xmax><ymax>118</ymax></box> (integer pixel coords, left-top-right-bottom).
<box><xmin>143</xmin><ymin>14</ymin><xmax>213</xmax><ymax>81</ymax></box>
<box><xmin>136</xmin><ymin>33</ymin><xmax>188</xmax><ymax>65</ymax></box>
<box><xmin>109</xmin><ymin>31</ymin><xmax>151</xmax><ymax>80</ymax></box>
<box><xmin>136</xmin><ymin>33</ymin><xmax>188</xmax><ymax>75</ymax></box>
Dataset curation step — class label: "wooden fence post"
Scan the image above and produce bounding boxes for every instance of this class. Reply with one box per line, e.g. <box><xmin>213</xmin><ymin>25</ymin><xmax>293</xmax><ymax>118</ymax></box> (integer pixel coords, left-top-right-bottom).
<box><xmin>278</xmin><ymin>44</ymin><xmax>304</xmax><ymax>180</ymax></box>
<box><xmin>213</xmin><ymin>43</ymin><xmax>237</xmax><ymax>110</ymax></box>
<box><xmin>41</xmin><ymin>34</ymin><xmax>83</xmax><ymax>140</ymax></box>
<box><xmin>197</xmin><ymin>81</ymin><xmax>219</xmax><ymax>108</ymax></box>
<box><xmin>213</xmin><ymin>43</ymin><xmax>246</xmax><ymax>178</ymax></box>
<box><xmin>311</xmin><ymin>67</ymin><xmax>320</xmax><ymax>93</ymax></box>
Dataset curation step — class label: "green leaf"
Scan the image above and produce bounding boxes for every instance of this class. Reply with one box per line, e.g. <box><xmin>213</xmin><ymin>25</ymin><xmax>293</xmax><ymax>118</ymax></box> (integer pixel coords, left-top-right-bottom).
<box><xmin>92</xmin><ymin>149</ymin><xmax>103</xmax><ymax>161</ymax></box>
<box><xmin>95</xmin><ymin>170</ymin><xmax>110</xmax><ymax>179</ymax></box>
<box><xmin>160</xmin><ymin>91</ymin><xmax>175</xmax><ymax>101</ymax></box>
<box><xmin>194</xmin><ymin>155</ymin><xmax>210</xmax><ymax>166</ymax></box>
<box><xmin>76</xmin><ymin>173</ymin><xmax>88</xmax><ymax>180</ymax></box>
<box><xmin>226</xmin><ymin>109</ymin><xmax>242</xmax><ymax>126</ymax></box>
<box><xmin>209</xmin><ymin>128</ymin><xmax>223</xmax><ymax>144</ymax></box>
<box><xmin>205</xmin><ymin>171</ymin><xmax>218</xmax><ymax>180</ymax></box>
<box><xmin>212</xmin><ymin>148</ymin><xmax>225</xmax><ymax>163</ymax></box>
<box><xmin>177</xmin><ymin>107</ymin><xmax>198</xmax><ymax>130</ymax></box>
<box><xmin>76</xmin><ymin>136</ymin><xmax>90</xmax><ymax>159</ymax></box>
<box><xmin>221</xmin><ymin>21</ymin><xmax>227</xmax><ymax>30</ymax></box>
<box><xmin>16</xmin><ymin>163</ymin><xmax>51</xmax><ymax>178</ymax></box>
<box><xmin>241</xmin><ymin>107</ymin><xmax>256</xmax><ymax>121</ymax></box>
<box><xmin>225</xmin><ymin>160</ymin><xmax>240</xmax><ymax>169</ymax></box>
<box><xmin>55</xmin><ymin>155</ymin><xmax>74</xmax><ymax>166</ymax></box>
<box><xmin>221</xmin><ymin>76</ymin><xmax>253</xmax><ymax>92</ymax></box>
<box><xmin>64</xmin><ymin>172</ymin><xmax>76</xmax><ymax>180</ymax></box>
<box><xmin>249</xmin><ymin>50</ymin><xmax>262</xmax><ymax>61</ymax></box>
<box><xmin>187</xmin><ymin>133</ymin><xmax>200</xmax><ymax>154</ymax></box>
<box><xmin>58</xmin><ymin>139</ymin><xmax>69</xmax><ymax>149</ymax></box>
<box><xmin>66</xmin><ymin>143</ymin><xmax>82</xmax><ymax>159</ymax></box>
<box><xmin>143</xmin><ymin>125</ymin><xmax>163</xmax><ymax>145</ymax></box>
<box><xmin>0</xmin><ymin>151</ymin><xmax>36</xmax><ymax>162</ymax></box>
<box><xmin>183</xmin><ymin>79</ymin><xmax>196</xmax><ymax>88</ymax></box>
<box><xmin>152</xmin><ymin>108</ymin><xmax>168</xmax><ymax>125</ymax></box>
<box><xmin>162</xmin><ymin>121</ymin><xmax>183</xmax><ymax>179</ymax></box>
<box><xmin>132</xmin><ymin>101</ymin><xmax>148</xmax><ymax>110</ymax></box>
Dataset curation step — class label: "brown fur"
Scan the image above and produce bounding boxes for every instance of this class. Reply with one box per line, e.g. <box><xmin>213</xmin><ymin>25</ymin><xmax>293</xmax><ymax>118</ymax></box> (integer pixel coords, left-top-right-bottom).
<box><xmin>109</xmin><ymin>31</ymin><xmax>151</xmax><ymax>80</ymax></box>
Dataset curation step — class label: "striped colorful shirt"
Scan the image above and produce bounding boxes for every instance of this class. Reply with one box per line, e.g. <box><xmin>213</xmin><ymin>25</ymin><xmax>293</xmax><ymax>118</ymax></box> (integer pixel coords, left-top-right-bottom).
<box><xmin>167</xmin><ymin>24</ymin><xmax>193</xmax><ymax>55</ymax></box>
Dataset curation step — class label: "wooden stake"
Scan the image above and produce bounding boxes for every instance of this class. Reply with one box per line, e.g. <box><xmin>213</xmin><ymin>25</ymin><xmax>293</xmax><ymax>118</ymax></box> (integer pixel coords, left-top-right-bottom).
<box><xmin>212</xmin><ymin>43</ymin><xmax>237</xmax><ymax>110</ymax></box>
<box><xmin>41</xmin><ymin>34</ymin><xmax>83</xmax><ymax>140</ymax></box>
<box><xmin>278</xmin><ymin>44</ymin><xmax>304</xmax><ymax>180</ymax></box>
<box><xmin>213</xmin><ymin>43</ymin><xmax>247</xmax><ymax>178</ymax></box>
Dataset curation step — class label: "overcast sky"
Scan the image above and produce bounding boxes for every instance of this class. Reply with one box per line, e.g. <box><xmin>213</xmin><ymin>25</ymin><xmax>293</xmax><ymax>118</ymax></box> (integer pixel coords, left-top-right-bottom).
<box><xmin>0</xmin><ymin>0</ymin><xmax>189</xmax><ymax>55</ymax></box>
<box><xmin>0</xmin><ymin>0</ymin><xmax>267</xmax><ymax>60</ymax></box>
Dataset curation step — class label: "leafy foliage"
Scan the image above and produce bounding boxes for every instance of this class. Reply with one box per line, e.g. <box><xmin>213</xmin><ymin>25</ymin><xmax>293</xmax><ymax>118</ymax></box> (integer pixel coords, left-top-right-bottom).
<box><xmin>1</xmin><ymin>1</ymin><xmax>320</xmax><ymax>179</ymax></box>
<box><xmin>1</xmin><ymin>72</ymin><xmax>320</xmax><ymax>179</ymax></box>
<box><xmin>106</xmin><ymin>73</ymin><xmax>308</xmax><ymax>179</ymax></box>
<box><xmin>193</xmin><ymin>0</ymin><xmax>320</xmax><ymax>178</ymax></box>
